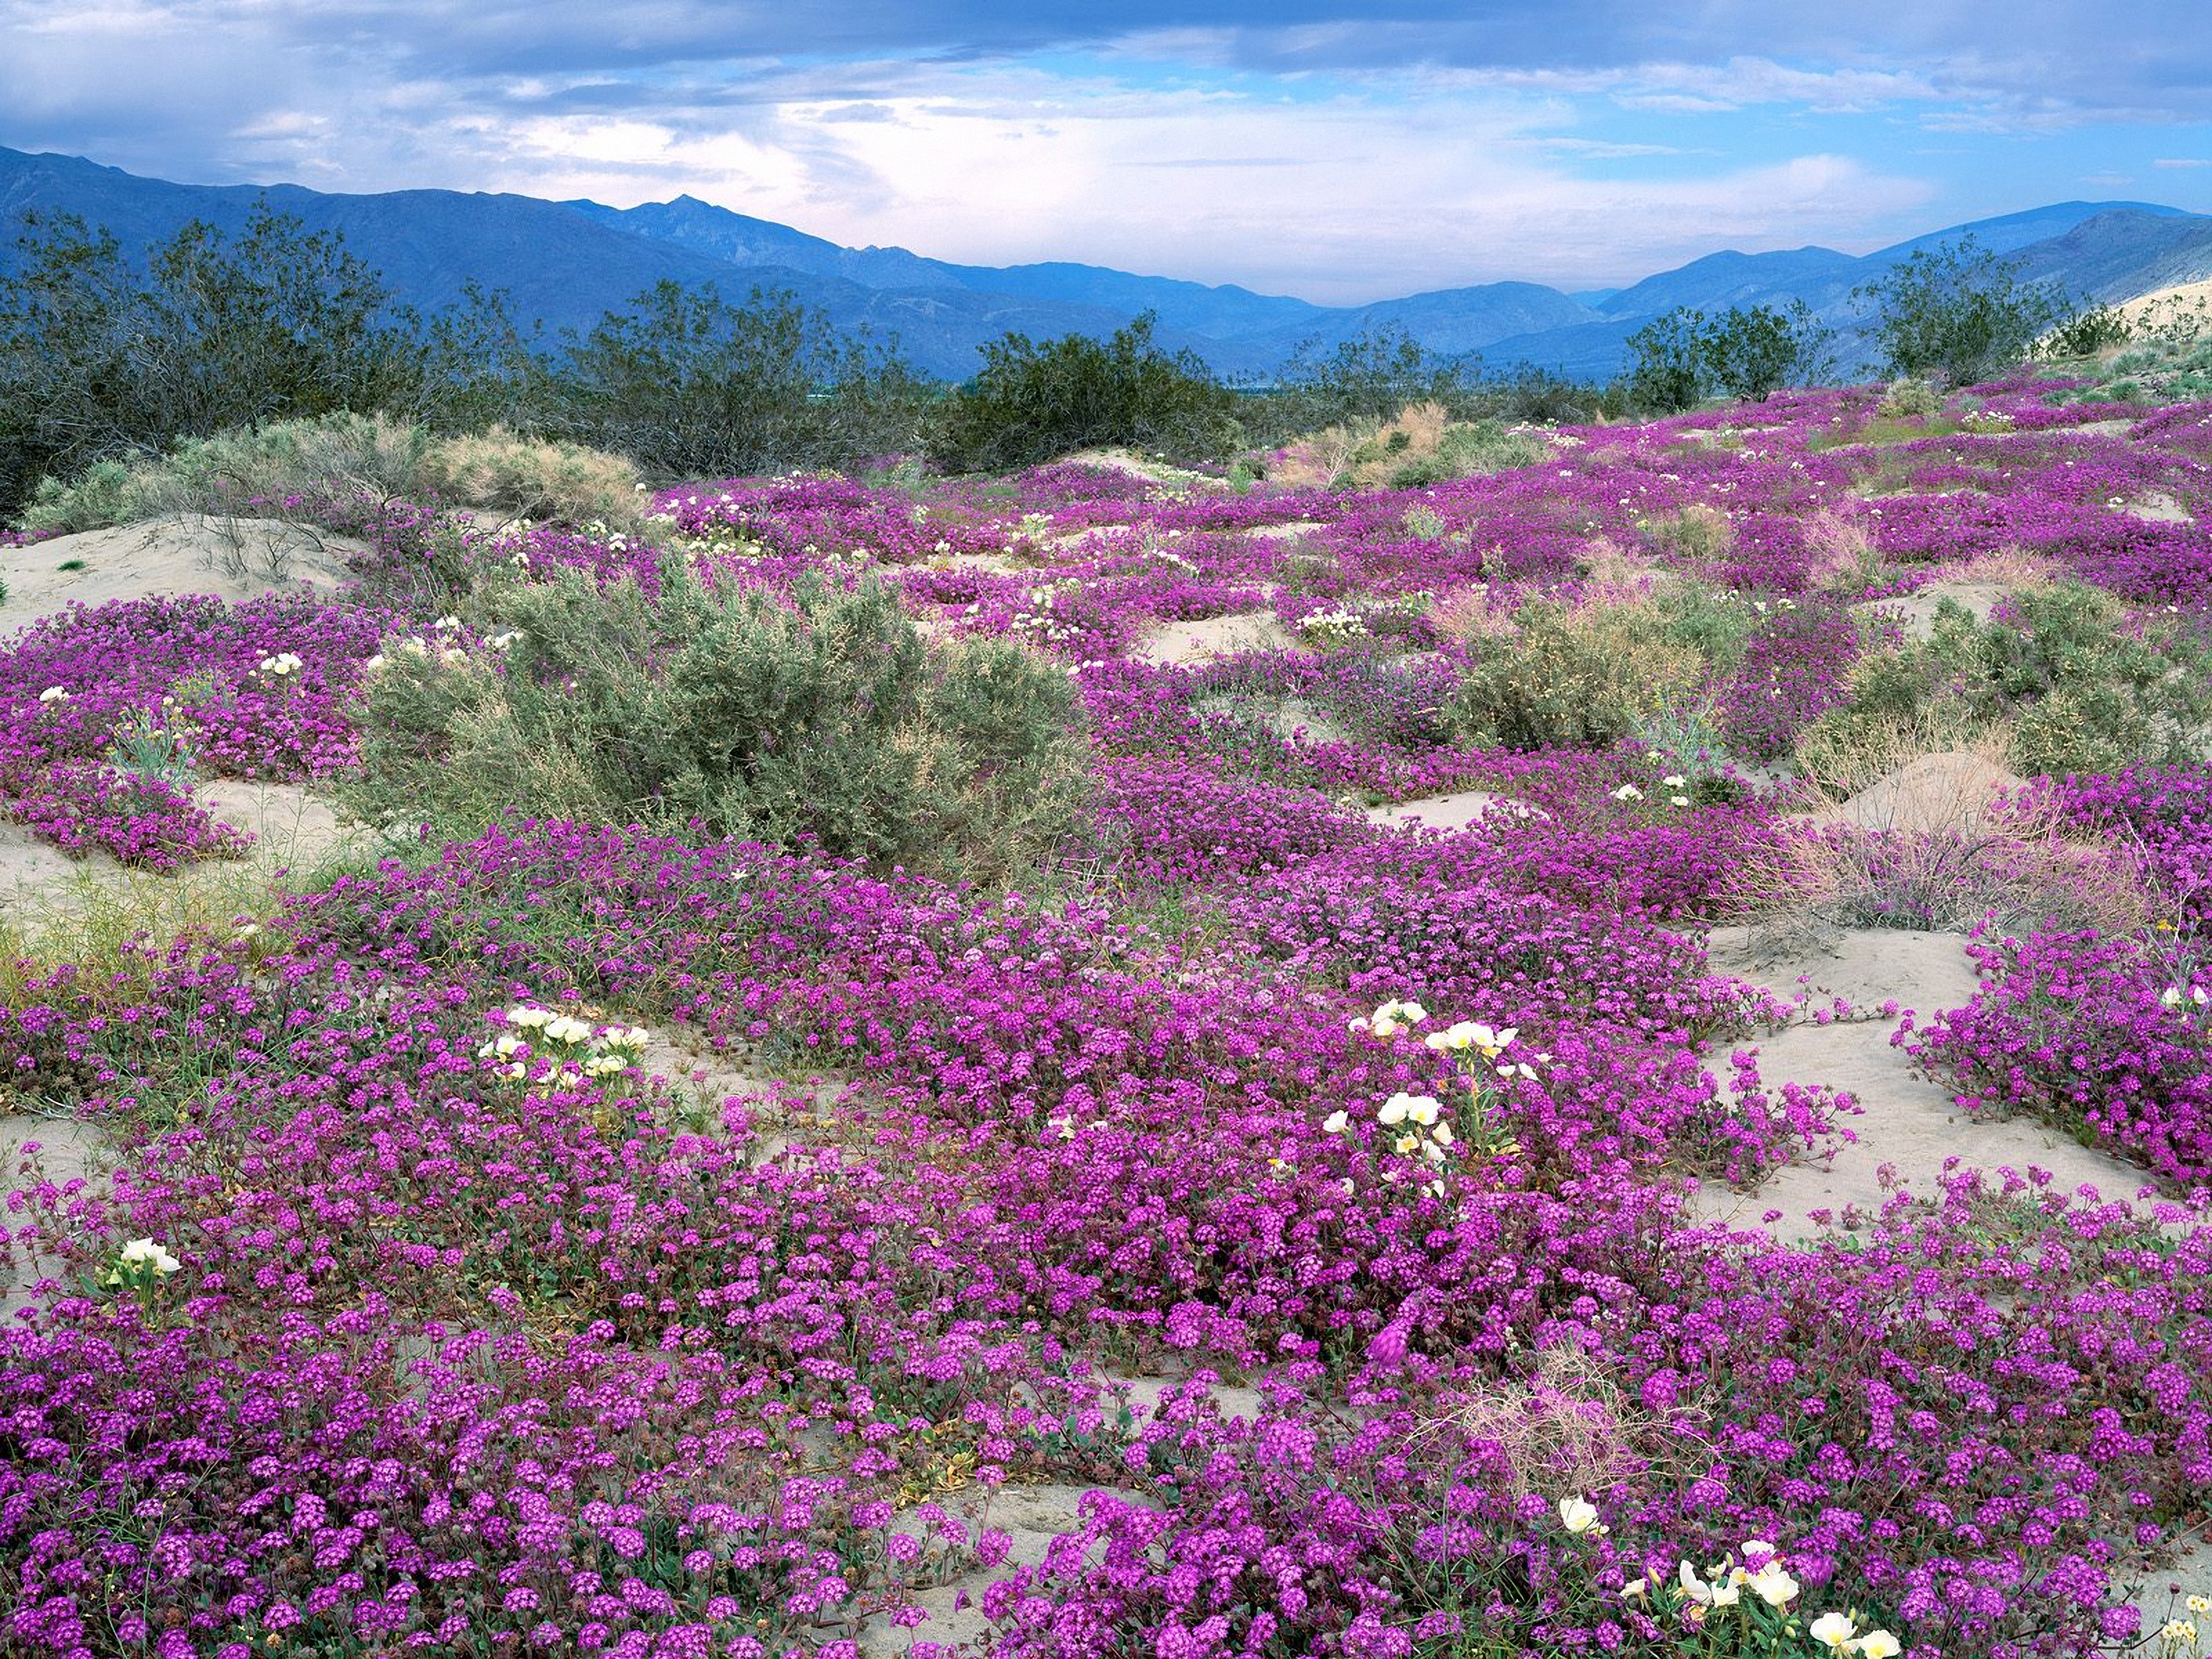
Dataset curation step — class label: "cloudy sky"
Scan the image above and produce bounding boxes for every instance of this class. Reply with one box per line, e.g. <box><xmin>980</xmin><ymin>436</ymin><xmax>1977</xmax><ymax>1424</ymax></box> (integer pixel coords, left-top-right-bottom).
<box><xmin>3</xmin><ymin>1</ymin><xmax>2209</xmax><ymax>303</ymax></box>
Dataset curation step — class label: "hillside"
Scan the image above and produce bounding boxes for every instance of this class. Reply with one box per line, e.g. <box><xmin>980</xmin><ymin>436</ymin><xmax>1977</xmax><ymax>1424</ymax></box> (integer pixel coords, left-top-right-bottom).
<box><xmin>5</xmin><ymin>144</ymin><xmax>2212</xmax><ymax>379</ymax></box>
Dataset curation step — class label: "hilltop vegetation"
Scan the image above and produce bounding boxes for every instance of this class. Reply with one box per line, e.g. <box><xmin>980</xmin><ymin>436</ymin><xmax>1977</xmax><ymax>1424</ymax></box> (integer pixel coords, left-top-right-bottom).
<box><xmin>5</xmin><ymin>337</ymin><xmax>2212</xmax><ymax>1658</ymax></box>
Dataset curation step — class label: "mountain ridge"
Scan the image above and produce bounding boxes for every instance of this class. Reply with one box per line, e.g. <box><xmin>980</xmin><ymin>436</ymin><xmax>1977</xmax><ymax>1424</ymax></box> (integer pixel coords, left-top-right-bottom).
<box><xmin>5</xmin><ymin>144</ymin><xmax>2210</xmax><ymax>382</ymax></box>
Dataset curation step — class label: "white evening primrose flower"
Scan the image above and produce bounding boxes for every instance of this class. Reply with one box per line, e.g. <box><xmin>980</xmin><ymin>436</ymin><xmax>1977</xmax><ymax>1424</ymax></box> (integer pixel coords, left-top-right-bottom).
<box><xmin>1557</xmin><ymin>1495</ymin><xmax>1599</xmax><ymax>1534</ymax></box>
<box><xmin>1808</xmin><ymin>1612</ymin><xmax>1857</xmax><ymax>1651</ymax></box>
<box><xmin>1677</xmin><ymin>1561</ymin><xmax>1715</xmax><ymax>1605</ymax></box>
<box><xmin>1431</xmin><ymin>1123</ymin><xmax>1455</xmax><ymax>1148</ymax></box>
<box><xmin>1403</xmin><ymin>1096</ymin><xmax>1441</xmax><ymax>1127</ymax></box>
<box><xmin>505</xmin><ymin>1006</ymin><xmax>552</xmax><ymax>1030</ymax></box>
<box><xmin>1322</xmin><ymin>1109</ymin><xmax>1350</xmax><ymax>1134</ymax></box>
<box><xmin>1671</xmin><ymin>794</ymin><xmax>1691</xmax><ymax>807</ymax></box>
<box><xmin>362</xmin><ymin>653</ymin><xmax>387</xmax><ymax>673</ymax></box>
<box><xmin>2166</xmin><ymin>988</ymin><xmax>2185</xmax><ymax>1007</ymax></box>
<box><xmin>1378</xmin><ymin>1094</ymin><xmax>1414</xmax><ymax>1126</ymax></box>
<box><xmin>118</xmin><ymin>1237</ymin><xmax>182</xmax><ymax>1276</ymax></box>
<box><xmin>1611</xmin><ymin>784</ymin><xmax>1642</xmax><ymax>802</ymax></box>
<box><xmin>1662</xmin><ymin>774</ymin><xmax>1687</xmax><ymax>788</ymax></box>
<box><xmin>1746</xmin><ymin>1560</ymin><xmax>1800</xmax><ymax>1606</ymax></box>
<box><xmin>434</xmin><ymin>615</ymin><xmax>462</xmax><ymax>631</ymax></box>
<box><xmin>1853</xmin><ymin>1633</ymin><xmax>1901</xmax><ymax>1659</ymax></box>
<box><xmin>37</xmin><ymin>686</ymin><xmax>69</xmax><ymax>703</ymax></box>
<box><xmin>1620</xmin><ymin>1577</ymin><xmax>1647</xmax><ymax>1601</ymax></box>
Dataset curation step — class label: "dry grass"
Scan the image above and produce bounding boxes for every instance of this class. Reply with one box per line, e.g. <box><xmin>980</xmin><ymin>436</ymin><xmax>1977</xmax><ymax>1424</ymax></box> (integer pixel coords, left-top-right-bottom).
<box><xmin>1412</xmin><ymin>1344</ymin><xmax>1714</xmax><ymax>1505</ymax></box>
<box><xmin>1732</xmin><ymin>736</ymin><xmax>2152</xmax><ymax>941</ymax></box>
<box><xmin>1803</xmin><ymin>509</ymin><xmax>1881</xmax><ymax>592</ymax></box>
<box><xmin>1641</xmin><ymin>503</ymin><xmax>1735</xmax><ymax>567</ymax></box>
<box><xmin>1927</xmin><ymin>544</ymin><xmax>2063</xmax><ymax>590</ymax></box>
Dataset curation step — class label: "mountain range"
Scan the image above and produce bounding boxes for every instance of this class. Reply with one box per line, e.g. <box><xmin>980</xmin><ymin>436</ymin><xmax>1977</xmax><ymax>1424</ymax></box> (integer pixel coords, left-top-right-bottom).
<box><xmin>5</xmin><ymin>144</ymin><xmax>2211</xmax><ymax>383</ymax></box>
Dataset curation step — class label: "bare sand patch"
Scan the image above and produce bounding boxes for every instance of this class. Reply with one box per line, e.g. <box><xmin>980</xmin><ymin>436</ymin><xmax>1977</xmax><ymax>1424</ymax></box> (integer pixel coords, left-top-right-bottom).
<box><xmin>2118</xmin><ymin>490</ymin><xmax>2193</xmax><ymax>524</ymax></box>
<box><xmin>1853</xmin><ymin>580</ymin><xmax>2012</xmax><ymax>641</ymax></box>
<box><xmin>1131</xmin><ymin>610</ymin><xmax>1297</xmax><ymax>666</ymax></box>
<box><xmin>1692</xmin><ymin>927</ymin><xmax>2167</xmax><ymax>1242</ymax></box>
<box><xmin>1</xmin><ymin>1114</ymin><xmax>106</xmax><ymax>1321</ymax></box>
<box><xmin>1793</xmin><ymin>749</ymin><xmax>2025</xmax><ymax>835</ymax></box>
<box><xmin>1365</xmin><ymin>789</ymin><xmax>1543</xmax><ymax>832</ymax></box>
<box><xmin>2</xmin><ymin>519</ymin><xmax>361</xmax><ymax>638</ymax></box>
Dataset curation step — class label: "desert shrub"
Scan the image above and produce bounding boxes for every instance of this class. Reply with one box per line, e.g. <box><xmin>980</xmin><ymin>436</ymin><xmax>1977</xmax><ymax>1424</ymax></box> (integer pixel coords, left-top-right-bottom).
<box><xmin>541</xmin><ymin>281</ymin><xmax>932</xmax><ymax>479</ymax></box>
<box><xmin>1700</xmin><ymin>301</ymin><xmax>1835</xmax><ymax>401</ymax></box>
<box><xmin>1640</xmin><ymin>503</ymin><xmax>1736</xmax><ymax>568</ymax></box>
<box><xmin>17</xmin><ymin>415</ymin><xmax>646</xmax><ymax>538</ymax></box>
<box><xmin>417</xmin><ymin>427</ymin><xmax>645</xmax><ymax>527</ymax></box>
<box><xmin>1447</xmin><ymin>601</ymin><xmax>1704</xmax><ymax>751</ymax></box>
<box><xmin>0</xmin><ymin>202</ymin><xmax>509</xmax><ymax>516</ymax></box>
<box><xmin>1248</xmin><ymin>323</ymin><xmax>1488</xmax><ymax>439</ymax></box>
<box><xmin>1855</xmin><ymin>238</ymin><xmax>2067</xmax><ymax>387</ymax></box>
<box><xmin>1308</xmin><ymin>403</ymin><xmax>1546</xmax><ymax>490</ymax></box>
<box><xmin>1797</xmin><ymin>585</ymin><xmax>2209</xmax><ymax>779</ymax></box>
<box><xmin>341</xmin><ymin>561</ymin><xmax>1088</xmax><ymax>879</ymax></box>
<box><xmin>1874</xmin><ymin>377</ymin><xmax>1944</xmax><ymax>419</ymax></box>
<box><xmin>931</xmin><ymin>312</ymin><xmax>1240</xmax><ymax>472</ymax></box>
<box><xmin>2041</xmin><ymin>303</ymin><xmax>2132</xmax><ymax>360</ymax></box>
<box><xmin>1729</xmin><ymin>795</ymin><xmax>2150</xmax><ymax>940</ymax></box>
<box><xmin>1624</xmin><ymin>308</ymin><xmax>1708</xmax><ymax>413</ymax></box>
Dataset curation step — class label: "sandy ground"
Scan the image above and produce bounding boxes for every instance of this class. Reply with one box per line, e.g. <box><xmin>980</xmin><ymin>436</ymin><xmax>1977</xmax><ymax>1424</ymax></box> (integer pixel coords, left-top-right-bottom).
<box><xmin>1</xmin><ymin>780</ymin><xmax>373</xmax><ymax>935</ymax></box>
<box><xmin>1691</xmin><ymin>926</ymin><xmax>2168</xmax><ymax>1241</ymax></box>
<box><xmin>1130</xmin><ymin>609</ymin><xmax>1297</xmax><ymax>666</ymax></box>
<box><xmin>1793</xmin><ymin>749</ymin><xmax>2025</xmax><ymax>835</ymax></box>
<box><xmin>2120</xmin><ymin>489</ymin><xmax>2193</xmax><ymax>524</ymax></box>
<box><xmin>2115</xmin><ymin>278</ymin><xmax>2212</xmax><ymax>339</ymax></box>
<box><xmin>1</xmin><ymin>518</ymin><xmax>359</xmax><ymax>639</ymax></box>
<box><xmin>0</xmin><ymin>1114</ymin><xmax>105</xmax><ymax>1321</ymax></box>
<box><xmin>1364</xmin><ymin>788</ymin><xmax>1548</xmax><ymax>831</ymax></box>
<box><xmin>1854</xmin><ymin>579</ymin><xmax>2013</xmax><ymax>641</ymax></box>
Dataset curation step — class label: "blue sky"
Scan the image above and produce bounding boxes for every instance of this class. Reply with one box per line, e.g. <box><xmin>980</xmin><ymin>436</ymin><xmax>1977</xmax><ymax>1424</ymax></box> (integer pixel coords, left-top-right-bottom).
<box><xmin>3</xmin><ymin>1</ymin><xmax>2209</xmax><ymax>303</ymax></box>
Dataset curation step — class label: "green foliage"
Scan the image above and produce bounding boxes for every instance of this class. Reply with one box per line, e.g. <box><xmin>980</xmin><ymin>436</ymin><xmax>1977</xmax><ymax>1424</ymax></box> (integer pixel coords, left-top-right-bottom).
<box><xmin>0</xmin><ymin>202</ymin><xmax>487</xmax><ymax>514</ymax></box>
<box><xmin>106</xmin><ymin>710</ymin><xmax>199</xmax><ymax>794</ymax></box>
<box><xmin>1624</xmin><ymin>308</ymin><xmax>1708</xmax><ymax>413</ymax></box>
<box><xmin>1382</xmin><ymin>420</ymin><xmax>1548</xmax><ymax>487</ymax></box>
<box><xmin>1799</xmin><ymin>585</ymin><xmax>2212</xmax><ymax>776</ymax></box>
<box><xmin>541</xmin><ymin>281</ymin><xmax>932</xmax><ymax>479</ymax></box>
<box><xmin>1246</xmin><ymin>324</ymin><xmax>1488</xmax><ymax>442</ymax></box>
<box><xmin>1447</xmin><ymin>602</ymin><xmax>1705</xmax><ymax>751</ymax></box>
<box><xmin>2041</xmin><ymin>303</ymin><xmax>2132</xmax><ymax>359</ymax></box>
<box><xmin>17</xmin><ymin>413</ymin><xmax>645</xmax><ymax>538</ymax></box>
<box><xmin>1700</xmin><ymin>301</ymin><xmax>1834</xmax><ymax>402</ymax></box>
<box><xmin>1854</xmin><ymin>238</ymin><xmax>2067</xmax><ymax>387</ymax></box>
<box><xmin>932</xmin><ymin>312</ymin><xmax>1240</xmax><ymax>472</ymax></box>
<box><xmin>341</xmin><ymin>561</ymin><xmax>1089</xmax><ymax>880</ymax></box>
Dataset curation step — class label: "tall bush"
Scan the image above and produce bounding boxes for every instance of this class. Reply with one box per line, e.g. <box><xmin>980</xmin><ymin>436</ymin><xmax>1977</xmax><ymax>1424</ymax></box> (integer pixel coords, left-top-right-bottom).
<box><xmin>931</xmin><ymin>312</ymin><xmax>1240</xmax><ymax>471</ymax></box>
<box><xmin>343</xmin><ymin>562</ymin><xmax>1089</xmax><ymax>879</ymax></box>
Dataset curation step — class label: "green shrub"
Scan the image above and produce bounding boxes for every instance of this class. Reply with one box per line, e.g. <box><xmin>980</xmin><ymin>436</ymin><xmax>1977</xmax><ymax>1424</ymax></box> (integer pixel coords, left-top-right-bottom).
<box><xmin>1874</xmin><ymin>378</ymin><xmax>1944</xmax><ymax>419</ymax></box>
<box><xmin>17</xmin><ymin>414</ymin><xmax>645</xmax><ymax>537</ymax></box>
<box><xmin>341</xmin><ymin>561</ymin><xmax>1089</xmax><ymax>880</ymax></box>
<box><xmin>1624</xmin><ymin>308</ymin><xmax>1707</xmax><ymax>413</ymax></box>
<box><xmin>1855</xmin><ymin>238</ymin><xmax>2065</xmax><ymax>387</ymax></box>
<box><xmin>540</xmin><ymin>281</ymin><xmax>932</xmax><ymax>479</ymax></box>
<box><xmin>1796</xmin><ymin>585</ymin><xmax>2212</xmax><ymax>778</ymax></box>
<box><xmin>1700</xmin><ymin>301</ymin><xmax>1835</xmax><ymax>402</ymax></box>
<box><xmin>1447</xmin><ymin>602</ymin><xmax>1704</xmax><ymax>751</ymax></box>
<box><xmin>931</xmin><ymin>312</ymin><xmax>1240</xmax><ymax>472</ymax></box>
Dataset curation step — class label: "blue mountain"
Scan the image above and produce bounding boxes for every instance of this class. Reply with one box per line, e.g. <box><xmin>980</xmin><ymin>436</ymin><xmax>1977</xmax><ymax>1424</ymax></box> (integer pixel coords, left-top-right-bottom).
<box><xmin>4</xmin><ymin>145</ymin><xmax>2209</xmax><ymax>382</ymax></box>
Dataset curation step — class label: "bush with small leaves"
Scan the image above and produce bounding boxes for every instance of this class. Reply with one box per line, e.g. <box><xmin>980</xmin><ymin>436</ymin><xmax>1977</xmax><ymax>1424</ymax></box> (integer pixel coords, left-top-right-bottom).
<box><xmin>343</xmin><ymin>559</ymin><xmax>1089</xmax><ymax>879</ymax></box>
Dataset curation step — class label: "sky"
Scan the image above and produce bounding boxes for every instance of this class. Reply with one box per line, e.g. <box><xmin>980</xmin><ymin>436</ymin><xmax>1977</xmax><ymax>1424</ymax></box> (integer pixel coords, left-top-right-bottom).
<box><xmin>2</xmin><ymin>1</ymin><xmax>2210</xmax><ymax>305</ymax></box>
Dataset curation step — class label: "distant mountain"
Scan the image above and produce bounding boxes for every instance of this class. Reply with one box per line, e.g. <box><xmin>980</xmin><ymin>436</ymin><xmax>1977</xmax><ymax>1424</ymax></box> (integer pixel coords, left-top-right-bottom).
<box><xmin>5</xmin><ymin>144</ymin><xmax>2211</xmax><ymax>382</ymax></box>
